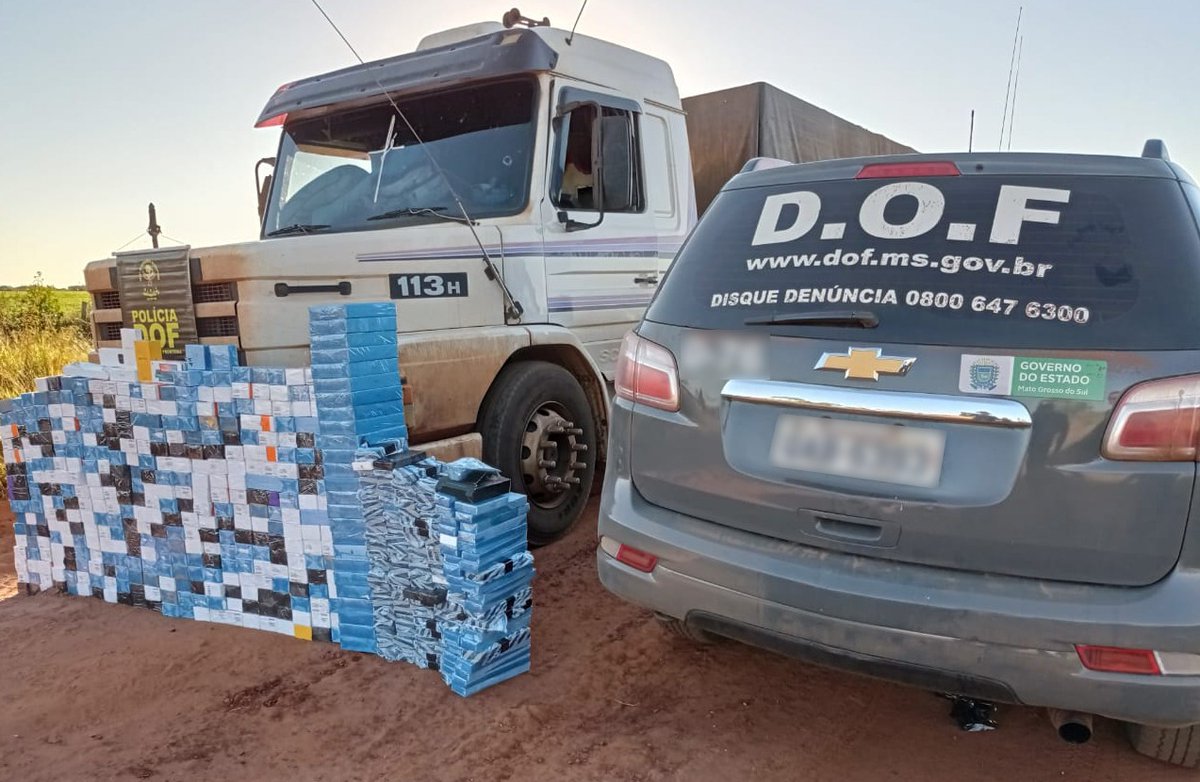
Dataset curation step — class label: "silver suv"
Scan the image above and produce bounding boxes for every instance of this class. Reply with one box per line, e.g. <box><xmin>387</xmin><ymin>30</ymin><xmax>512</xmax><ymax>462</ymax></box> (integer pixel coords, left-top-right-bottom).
<box><xmin>597</xmin><ymin>143</ymin><xmax>1200</xmax><ymax>767</ymax></box>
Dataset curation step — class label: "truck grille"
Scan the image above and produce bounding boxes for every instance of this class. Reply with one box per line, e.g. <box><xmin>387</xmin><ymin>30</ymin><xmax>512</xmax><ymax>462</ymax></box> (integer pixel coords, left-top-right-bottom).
<box><xmin>196</xmin><ymin>316</ymin><xmax>239</xmax><ymax>338</ymax></box>
<box><xmin>94</xmin><ymin>290</ymin><xmax>121</xmax><ymax>310</ymax></box>
<box><xmin>92</xmin><ymin>282</ymin><xmax>239</xmax><ymax>343</ymax></box>
<box><xmin>100</xmin><ymin>319</ymin><xmax>239</xmax><ymax>343</ymax></box>
<box><xmin>193</xmin><ymin>282</ymin><xmax>236</xmax><ymax>303</ymax></box>
<box><xmin>98</xmin><ymin>322</ymin><xmax>124</xmax><ymax>342</ymax></box>
<box><xmin>94</xmin><ymin>283</ymin><xmax>235</xmax><ymax>309</ymax></box>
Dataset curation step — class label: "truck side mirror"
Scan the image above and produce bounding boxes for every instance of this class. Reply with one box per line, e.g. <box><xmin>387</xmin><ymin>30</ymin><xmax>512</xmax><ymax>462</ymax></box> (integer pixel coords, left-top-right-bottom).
<box><xmin>255</xmin><ymin>157</ymin><xmax>276</xmax><ymax>223</ymax></box>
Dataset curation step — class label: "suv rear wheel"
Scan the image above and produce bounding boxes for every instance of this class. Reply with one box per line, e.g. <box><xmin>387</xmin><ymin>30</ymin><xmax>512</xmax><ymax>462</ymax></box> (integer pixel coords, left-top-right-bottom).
<box><xmin>480</xmin><ymin>361</ymin><xmax>597</xmax><ymax>545</ymax></box>
<box><xmin>1126</xmin><ymin>722</ymin><xmax>1200</xmax><ymax>768</ymax></box>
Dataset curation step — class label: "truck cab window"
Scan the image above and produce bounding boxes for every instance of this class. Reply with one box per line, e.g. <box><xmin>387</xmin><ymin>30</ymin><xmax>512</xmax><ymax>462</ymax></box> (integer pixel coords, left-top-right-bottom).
<box><xmin>553</xmin><ymin>105</ymin><xmax>643</xmax><ymax>213</ymax></box>
<box><xmin>262</xmin><ymin>79</ymin><xmax>537</xmax><ymax>237</ymax></box>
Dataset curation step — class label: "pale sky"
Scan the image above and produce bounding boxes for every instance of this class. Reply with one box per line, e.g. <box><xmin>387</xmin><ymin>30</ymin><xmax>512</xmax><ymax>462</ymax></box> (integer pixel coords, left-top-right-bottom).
<box><xmin>1</xmin><ymin>0</ymin><xmax>1197</xmax><ymax>286</ymax></box>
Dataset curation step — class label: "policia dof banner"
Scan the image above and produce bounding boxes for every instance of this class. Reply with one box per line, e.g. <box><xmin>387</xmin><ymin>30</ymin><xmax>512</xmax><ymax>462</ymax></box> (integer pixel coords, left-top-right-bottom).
<box><xmin>115</xmin><ymin>246</ymin><xmax>199</xmax><ymax>361</ymax></box>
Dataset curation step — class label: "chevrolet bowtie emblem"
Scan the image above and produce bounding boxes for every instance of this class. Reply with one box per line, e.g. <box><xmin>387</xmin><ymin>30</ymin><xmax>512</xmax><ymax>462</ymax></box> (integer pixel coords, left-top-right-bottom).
<box><xmin>815</xmin><ymin>348</ymin><xmax>916</xmax><ymax>381</ymax></box>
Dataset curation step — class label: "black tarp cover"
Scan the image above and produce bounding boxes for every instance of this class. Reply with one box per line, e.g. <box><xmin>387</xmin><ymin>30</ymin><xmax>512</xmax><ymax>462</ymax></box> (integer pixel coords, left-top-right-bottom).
<box><xmin>682</xmin><ymin>82</ymin><xmax>916</xmax><ymax>214</ymax></box>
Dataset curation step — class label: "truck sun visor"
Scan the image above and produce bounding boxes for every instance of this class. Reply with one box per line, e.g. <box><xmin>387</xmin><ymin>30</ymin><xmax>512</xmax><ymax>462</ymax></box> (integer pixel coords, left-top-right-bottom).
<box><xmin>254</xmin><ymin>29</ymin><xmax>558</xmax><ymax>127</ymax></box>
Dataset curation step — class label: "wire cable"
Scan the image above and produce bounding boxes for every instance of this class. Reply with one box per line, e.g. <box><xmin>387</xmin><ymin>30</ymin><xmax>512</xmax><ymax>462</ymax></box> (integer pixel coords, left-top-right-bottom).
<box><xmin>998</xmin><ymin>6</ymin><xmax>1022</xmax><ymax>150</ymax></box>
<box><xmin>1006</xmin><ymin>36</ymin><xmax>1023</xmax><ymax>151</ymax></box>
<box><xmin>304</xmin><ymin>0</ymin><xmax>524</xmax><ymax>320</ymax></box>
<box><xmin>113</xmin><ymin>231</ymin><xmax>148</xmax><ymax>253</ymax></box>
<box><xmin>308</xmin><ymin>0</ymin><xmax>364</xmax><ymax>62</ymax></box>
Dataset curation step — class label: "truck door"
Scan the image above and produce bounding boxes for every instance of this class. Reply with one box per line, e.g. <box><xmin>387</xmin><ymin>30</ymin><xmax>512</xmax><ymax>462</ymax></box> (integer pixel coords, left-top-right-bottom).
<box><xmin>543</xmin><ymin>85</ymin><xmax>657</xmax><ymax>379</ymax></box>
<box><xmin>639</xmin><ymin>110</ymin><xmax>690</xmax><ymax>284</ymax></box>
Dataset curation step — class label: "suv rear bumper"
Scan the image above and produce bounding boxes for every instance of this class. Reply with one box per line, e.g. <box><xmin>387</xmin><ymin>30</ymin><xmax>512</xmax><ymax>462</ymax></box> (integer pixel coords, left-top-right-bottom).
<box><xmin>598</xmin><ymin>475</ymin><xmax>1200</xmax><ymax>727</ymax></box>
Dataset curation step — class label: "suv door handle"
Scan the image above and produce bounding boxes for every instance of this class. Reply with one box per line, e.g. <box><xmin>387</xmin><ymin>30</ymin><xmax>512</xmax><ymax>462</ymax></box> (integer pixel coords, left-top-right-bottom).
<box><xmin>633</xmin><ymin>275</ymin><xmax>659</xmax><ymax>285</ymax></box>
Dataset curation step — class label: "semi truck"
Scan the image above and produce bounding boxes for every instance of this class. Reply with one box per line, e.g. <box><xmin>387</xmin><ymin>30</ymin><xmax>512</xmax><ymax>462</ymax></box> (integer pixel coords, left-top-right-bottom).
<box><xmin>84</xmin><ymin>11</ymin><xmax>913</xmax><ymax>543</ymax></box>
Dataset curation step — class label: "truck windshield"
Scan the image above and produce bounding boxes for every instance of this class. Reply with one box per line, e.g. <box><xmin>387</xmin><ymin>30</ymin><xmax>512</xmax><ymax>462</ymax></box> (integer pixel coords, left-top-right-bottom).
<box><xmin>262</xmin><ymin>79</ymin><xmax>536</xmax><ymax>237</ymax></box>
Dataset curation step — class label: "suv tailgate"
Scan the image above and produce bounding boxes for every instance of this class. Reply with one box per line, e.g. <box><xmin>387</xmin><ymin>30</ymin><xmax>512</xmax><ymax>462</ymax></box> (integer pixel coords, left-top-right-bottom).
<box><xmin>633</xmin><ymin>167</ymin><xmax>1200</xmax><ymax>586</ymax></box>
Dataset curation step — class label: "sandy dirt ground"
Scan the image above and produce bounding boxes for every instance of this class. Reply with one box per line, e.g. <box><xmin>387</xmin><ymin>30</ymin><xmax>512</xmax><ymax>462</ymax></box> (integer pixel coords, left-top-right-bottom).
<box><xmin>0</xmin><ymin>497</ymin><xmax>1187</xmax><ymax>781</ymax></box>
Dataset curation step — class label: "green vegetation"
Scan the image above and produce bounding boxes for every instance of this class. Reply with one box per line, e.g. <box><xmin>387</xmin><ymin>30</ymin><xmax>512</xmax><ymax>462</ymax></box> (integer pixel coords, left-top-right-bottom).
<box><xmin>0</xmin><ymin>275</ymin><xmax>91</xmax><ymax>400</ymax></box>
<box><xmin>0</xmin><ymin>288</ymin><xmax>89</xmax><ymax>320</ymax></box>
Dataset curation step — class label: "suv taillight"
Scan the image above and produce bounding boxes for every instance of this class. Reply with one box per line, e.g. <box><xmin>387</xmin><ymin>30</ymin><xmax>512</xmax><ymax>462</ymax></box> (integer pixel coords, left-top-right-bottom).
<box><xmin>614</xmin><ymin>332</ymin><xmax>679</xmax><ymax>412</ymax></box>
<box><xmin>1103</xmin><ymin>374</ymin><xmax>1200</xmax><ymax>461</ymax></box>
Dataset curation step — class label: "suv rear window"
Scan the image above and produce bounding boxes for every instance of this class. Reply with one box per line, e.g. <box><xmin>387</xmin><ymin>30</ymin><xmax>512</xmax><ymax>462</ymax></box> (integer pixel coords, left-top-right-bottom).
<box><xmin>647</xmin><ymin>174</ymin><xmax>1200</xmax><ymax>349</ymax></box>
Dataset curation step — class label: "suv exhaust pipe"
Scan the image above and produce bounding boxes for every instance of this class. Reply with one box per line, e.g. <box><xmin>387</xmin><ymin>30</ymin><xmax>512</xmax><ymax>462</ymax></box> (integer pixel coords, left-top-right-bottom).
<box><xmin>1048</xmin><ymin>709</ymin><xmax>1094</xmax><ymax>744</ymax></box>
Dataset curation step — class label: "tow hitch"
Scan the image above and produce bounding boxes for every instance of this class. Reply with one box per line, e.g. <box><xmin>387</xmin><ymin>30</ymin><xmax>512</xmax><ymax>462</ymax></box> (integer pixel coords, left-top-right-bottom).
<box><xmin>947</xmin><ymin>696</ymin><xmax>998</xmax><ymax>732</ymax></box>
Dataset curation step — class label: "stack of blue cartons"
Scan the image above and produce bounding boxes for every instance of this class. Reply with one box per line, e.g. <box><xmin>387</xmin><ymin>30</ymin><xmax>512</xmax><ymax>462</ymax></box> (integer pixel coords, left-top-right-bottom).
<box><xmin>3</xmin><ymin>303</ymin><xmax>537</xmax><ymax>692</ymax></box>
<box><xmin>435</xmin><ymin>459</ymin><xmax>535</xmax><ymax>696</ymax></box>
<box><xmin>142</xmin><ymin>345</ymin><xmax>332</xmax><ymax>641</ymax></box>
<box><xmin>309</xmin><ymin>303</ymin><xmax>405</xmax><ymax>654</ymax></box>
<box><xmin>2</xmin><ymin>374</ymin><xmax>99</xmax><ymax>597</ymax></box>
<box><xmin>1</xmin><ymin>333</ymin><xmax>337</xmax><ymax>642</ymax></box>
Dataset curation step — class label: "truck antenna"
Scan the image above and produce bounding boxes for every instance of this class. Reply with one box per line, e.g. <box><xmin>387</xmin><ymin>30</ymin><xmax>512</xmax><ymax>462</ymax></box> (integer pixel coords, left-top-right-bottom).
<box><xmin>566</xmin><ymin>0</ymin><xmax>589</xmax><ymax>45</ymax></box>
<box><xmin>306</xmin><ymin>0</ymin><xmax>525</xmax><ymax>321</ymax></box>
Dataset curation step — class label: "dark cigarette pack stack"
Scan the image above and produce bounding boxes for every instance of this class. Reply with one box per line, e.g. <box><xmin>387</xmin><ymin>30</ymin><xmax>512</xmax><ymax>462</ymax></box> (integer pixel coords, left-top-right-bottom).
<box><xmin>355</xmin><ymin>447</ymin><xmax>451</xmax><ymax>667</ymax></box>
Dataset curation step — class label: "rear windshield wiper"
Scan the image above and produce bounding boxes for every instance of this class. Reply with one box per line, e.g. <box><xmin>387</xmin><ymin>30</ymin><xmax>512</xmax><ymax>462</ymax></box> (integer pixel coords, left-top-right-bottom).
<box><xmin>744</xmin><ymin>310</ymin><xmax>879</xmax><ymax>328</ymax></box>
<box><xmin>367</xmin><ymin>206</ymin><xmax>472</xmax><ymax>224</ymax></box>
<box><xmin>266</xmin><ymin>223</ymin><xmax>330</xmax><ymax>237</ymax></box>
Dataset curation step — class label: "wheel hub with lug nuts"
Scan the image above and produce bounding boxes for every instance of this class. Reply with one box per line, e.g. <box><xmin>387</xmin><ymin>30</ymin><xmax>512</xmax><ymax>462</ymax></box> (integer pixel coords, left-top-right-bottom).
<box><xmin>520</xmin><ymin>402</ymin><xmax>588</xmax><ymax>509</ymax></box>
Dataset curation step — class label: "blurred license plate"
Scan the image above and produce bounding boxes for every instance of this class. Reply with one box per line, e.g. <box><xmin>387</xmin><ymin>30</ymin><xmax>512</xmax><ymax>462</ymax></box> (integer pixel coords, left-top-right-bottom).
<box><xmin>769</xmin><ymin>415</ymin><xmax>945</xmax><ymax>487</ymax></box>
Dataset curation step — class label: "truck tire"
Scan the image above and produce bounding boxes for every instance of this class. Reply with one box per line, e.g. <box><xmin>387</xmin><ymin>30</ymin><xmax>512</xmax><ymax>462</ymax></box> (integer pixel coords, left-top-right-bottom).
<box><xmin>480</xmin><ymin>361</ymin><xmax>598</xmax><ymax>545</ymax></box>
<box><xmin>1126</xmin><ymin>722</ymin><xmax>1200</xmax><ymax>768</ymax></box>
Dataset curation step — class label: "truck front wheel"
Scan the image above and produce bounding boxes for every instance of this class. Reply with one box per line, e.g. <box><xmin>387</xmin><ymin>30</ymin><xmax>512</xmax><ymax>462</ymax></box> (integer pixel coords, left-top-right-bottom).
<box><xmin>480</xmin><ymin>361</ymin><xmax>598</xmax><ymax>545</ymax></box>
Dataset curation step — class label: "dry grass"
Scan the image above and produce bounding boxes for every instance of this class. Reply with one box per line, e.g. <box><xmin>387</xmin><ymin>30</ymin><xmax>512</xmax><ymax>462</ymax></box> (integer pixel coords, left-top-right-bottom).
<box><xmin>0</xmin><ymin>328</ymin><xmax>90</xmax><ymax>401</ymax></box>
<box><xmin>0</xmin><ymin>281</ymin><xmax>92</xmax><ymax>481</ymax></box>
<box><xmin>0</xmin><ymin>328</ymin><xmax>88</xmax><ymax>481</ymax></box>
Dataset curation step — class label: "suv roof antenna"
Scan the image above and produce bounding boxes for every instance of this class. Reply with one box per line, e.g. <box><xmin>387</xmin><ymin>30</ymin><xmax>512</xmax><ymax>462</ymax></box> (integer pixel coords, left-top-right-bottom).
<box><xmin>305</xmin><ymin>0</ymin><xmax>525</xmax><ymax>321</ymax></box>
<box><xmin>566</xmin><ymin>0</ymin><xmax>589</xmax><ymax>45</ymax></box>
<box><xmin>1142</xmin><ymin>139</ymin><xmax>1171</xmax><ymax>161</ymax></box>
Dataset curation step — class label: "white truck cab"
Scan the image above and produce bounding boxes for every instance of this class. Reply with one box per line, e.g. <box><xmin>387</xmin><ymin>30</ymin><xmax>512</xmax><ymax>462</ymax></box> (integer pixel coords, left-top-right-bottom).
<box><xmin>85</xmin><ymin>13</ymin><xmax>911</xmax><ymax>541</ymax></box>
<box><xmin>248</xmin><ymin>20</ymin><xmax>693</xmax><ymax>373</ymax></box>
<box><xmin>87</xmin><ymin>19</ymin><xmax>692</xmax><ymax>542</ymax></box>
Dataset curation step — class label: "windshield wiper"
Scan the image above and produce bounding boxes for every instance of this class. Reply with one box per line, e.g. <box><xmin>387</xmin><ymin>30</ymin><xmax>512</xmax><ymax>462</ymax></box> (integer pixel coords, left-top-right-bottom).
<box><xmin>745</xmin><ymin>310</ymin><xmax>879</xmax><ymax>328</ymax></box>
<box><xmin>266</xmin><ymin>223</ymin><xmax>330</xmax><ymax>237</ymax></box>
<box><xmin>367</xmin><ymin>206</ymin><xmax>473</xmax><ymax>224</ymax></box>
